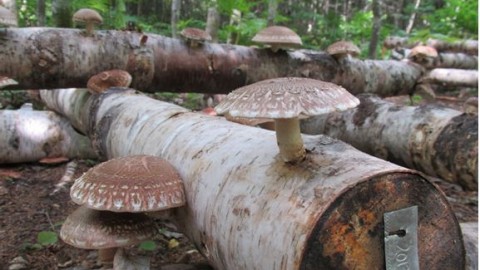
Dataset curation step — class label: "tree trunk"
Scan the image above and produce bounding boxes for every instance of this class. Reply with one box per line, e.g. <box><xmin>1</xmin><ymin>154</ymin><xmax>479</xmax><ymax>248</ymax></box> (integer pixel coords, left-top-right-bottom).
<box><xmin>368</xmin><ymin>0</ymin><xmax>381</xmax><ymax>59</ymax></box>
<box><xmin>426</xmin><ymin>38</ymin><xmax>478</xmax><ymax>55</ymax></box>
<box><xmin>435</xmin><ymin>53</ymin><xmax>478</xmax><ymax>69</ymax></box>
<box><xmin>267</xmin><ymin>0</ymin><xmax>278</xmax><ymax>26</ymax></box>
<box><xmin>52</xmin><ymin>0</ymin><xmax>72</xmax><ymax>28</ymax></box>
<box><xmin>227</xmin><ymin>9</ymin><xmax>241</xmax><ymax>44</ymax></box>
<box><xmin>39</xmin><ymin>88</ymin><xmax>464</xmax><ymax>270</ymax></box>
<box><xmin>460</xmin><ymin>222</ymin><xmax>478</xmax><ymax>270</ymax></box>
<box><xmin>36</xmin><ymin>0</ymin><xmax>46</xmax><ymax>26</ymax></box>
<box><xmin>0</xmin><ymin>105</ymin><xmax>97</xmax><ymax>164</ymax></box>
<box><xmin>301</xmin><ymin>94</ymin><xmax>478</xmax><ymax>190</ymax></box>
<box><xmin>420</xmin><ymin>68</ymin><xmax>478</xmax><ymax>88</ymax></box>
<box><xmin>205</xmin><ymin>6</ymin><xmax>220</xmax><ymax>43</ymax></box>
<box><xmin>171</xmin><ymin>0</ymin><xmax>181</xmax><ymax>38</ymax></box>
<box><xmin>0</xmin><ymin>28</ymin><xmax>423</xmax><ymax>97</ymax></box>
<box><xmin>405</xmin><ymin>0</ymin><xmax>421</xmax><ymax>34</ymax></box>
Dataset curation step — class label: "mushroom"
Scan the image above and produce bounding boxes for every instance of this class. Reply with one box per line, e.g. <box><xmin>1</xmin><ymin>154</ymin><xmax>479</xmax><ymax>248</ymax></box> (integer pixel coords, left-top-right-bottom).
<box><xmin>214</xmin><ymin>77</ymin><xmax>359</xmax><ymax>163</ymax></box>
<box><xmin>252</xmin><ymin>26</ymin><xmax>302</xmax><ymax>52</ymax></box>
<box><xmin>86</xmin><ymin>69</ymin><xmax>132</xmax><ymax>94</ymax></box>
<box><xmin>0</xmin><ymin>76</ymin><xmax>17</xmax><ymax>89</ymax></box>
<box><xmin>70</xmin><ymin>155</ymin><xmax>186</xmax><ymax>214</ymax></box>
<box><xmin>60</xmin><ymin>206</ymin><xmax>157</xmax><ymax>266</ymax></box>
<box><xmin>407</xmin><ymin>45</ymin><xmax>438</xmax><ymax>67</ymax></box>
<box><xmin>72</xmin><ymin>8</ymin><xmax>103</xmax><ymax>36</ymax></box>
<box><xmin>326</xmin><ymin>40</ymin><xmax>361</xmax><ymax>61</ymax></box>
<box><xmin>180</xmin><ymin>27</ymin><xmax>212</xmax><ymax>48</ymax></box>
<box><xmin>0</xmin><ymin>6</ymin><xmax>17</xmax><ymax>27</ymax></box>
<box><xmin>463</xmin><ymin>97</ymin><xmax>478</xmax><ymax>116</ymax></box>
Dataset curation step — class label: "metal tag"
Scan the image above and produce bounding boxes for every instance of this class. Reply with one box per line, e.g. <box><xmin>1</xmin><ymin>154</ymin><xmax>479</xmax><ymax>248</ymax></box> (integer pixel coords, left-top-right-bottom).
<box><xmin>384</xmin><ymin>206</ymin><xmax>420</xmax><ymax>270</ymax></box>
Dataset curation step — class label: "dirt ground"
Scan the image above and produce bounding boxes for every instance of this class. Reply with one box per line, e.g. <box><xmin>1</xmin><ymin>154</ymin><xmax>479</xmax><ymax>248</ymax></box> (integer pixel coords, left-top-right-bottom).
<box><xmin>0</xmin><ymin>158</ymin><xmax>477</xmax><ymax>270</ymax></box>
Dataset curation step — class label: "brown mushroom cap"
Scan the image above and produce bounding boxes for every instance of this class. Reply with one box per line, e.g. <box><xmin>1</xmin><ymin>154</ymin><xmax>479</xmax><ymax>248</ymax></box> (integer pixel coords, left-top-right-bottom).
<box><xmin>252</xmin><ymin>26</ymin><xmax>302</xmax><ymax>48</ymax></box>
<box><xmin>72</xmin><ymin>8</ymin><xmax>103</xmax><ymax>25</ymax></box>
<box><xmin>214</xmin><ymin>77</ymin><xmax>359</xmax><ymax>119</ymax></box>
<box><xmin>70</xmin><ymin>155</ymin><xmax>186</xmax><ymax>212</ymax></box>
<box><xmin>180</xmin><ymin>27</ymin><xmax>212</xmax><ymax>42</ymax></box>
<box><xmin>408</xmin><ymin>45</ymin><xmax>438</xmax><ymax>59</ymax></box>
<box><xmin>326</xmin><ymin>41</ymin><xmax>361</xmax><ymax>57</ymax></box>
<box><xmin>87</xmin><ymin>69</ymin><xmax>132</xmax><ymax>94</ymax></box>
<box><xmin>0</xmin><ymin>6</ymin><xmax>17</xmax><ymax>27</ymax></box>
<box><xmin>60</xmin><ymin>206</ymin><xmax>157</xmax><ymax>249</ymax></box>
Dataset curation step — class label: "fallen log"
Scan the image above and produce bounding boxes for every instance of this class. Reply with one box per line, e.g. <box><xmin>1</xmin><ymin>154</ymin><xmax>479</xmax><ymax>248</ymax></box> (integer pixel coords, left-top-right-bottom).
<box><xmin>419</xmin><ymin>68</ymin><xmax>478</xmax><ymax>88</ymax></box>
<box><xmin>435</xmin><ymin>52</ymin><xmax>478</xmax><ymax>70</ymax></box>
<box><xmin>426</xmin><ymin>38</ymin><xmax>478</xmax><ymax>56</ymax></box>
<box><xmin>301</xmin><ymin>94</ymin><xmax>478</xmax><ymax>191</ymax></box>
<box><xmin>39</xmin><ymin>88</ymin><xmax>464</xmax><ymax>269</ymax></box>
<box><xmin>0</xmin><ymin>27</ymin><xmax>422</xmax><ymax>97</ymax></box>
<box><xmin>0</xmin><ymin>104</ymin><xmax>97</xmax><ymax>163</ymax></box>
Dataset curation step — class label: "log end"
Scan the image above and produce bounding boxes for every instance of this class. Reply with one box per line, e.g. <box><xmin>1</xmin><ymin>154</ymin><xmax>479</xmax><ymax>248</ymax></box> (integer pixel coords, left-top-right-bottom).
<box><xmin>301</xmin><ymin>172</ymin><xmax>464</xmax><ymax>269</ymax></box>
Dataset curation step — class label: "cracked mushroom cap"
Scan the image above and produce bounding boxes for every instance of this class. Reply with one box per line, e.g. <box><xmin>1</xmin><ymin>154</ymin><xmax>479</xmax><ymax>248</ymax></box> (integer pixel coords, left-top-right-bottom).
<box><xmin>252</xmin><ymin>26</ymin><xmax>302</xmax><ymax>48</ymax></box>
<box><xmin>214</xmin><ymin>77</ymin><xmax>359</xmax><ymax>119</ymax></box>
<box><xmin>60</xmin><ymin>206</ymin><xmax>157</xmax><ymax>250</ymax></box>
<box><xmin>72</xmin><ymin>8</ymin><xmax>103</xmax><ymax>25</ymax></box>
<box><xmin>326</xmin><ymin>41</ymin><xmax>361</xmax><ymax>58</ymax></box>
<box><xmin>0</xmin><ymin>6</ymin><xmax>16</xmax><ymax>27</ymax></box>
<box><xmin>180</xmin><ymin>27</ymin><xmax>212</xmax><ymax>42</ymax></box>
<box><xmin>408</xmin><ymin>45</ymin><xmax>438</xmax><ymax>59</ymax></box>
<box><xmin>70</xmin><ymin>155</ymin><xmax>186</xmax><ymax>212</ymax></box>
<box><xmin>87</xmin><ymin>69</ymin><xmax>132</xmax><ymax>94</ymax></box>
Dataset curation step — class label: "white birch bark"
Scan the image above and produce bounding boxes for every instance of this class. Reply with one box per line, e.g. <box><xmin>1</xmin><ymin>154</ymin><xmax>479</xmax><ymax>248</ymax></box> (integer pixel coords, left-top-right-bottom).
<box><xmin>39</xmin><ymin>88</ymin><xmax>464</xmax><ymax>270</ymax></box>
<box><xmin>420</xmin><ymin>68</ymin><xmax>478</xmax><ymax>88</ymax></box>
<box><xmin>0</xmin><ymin>104</ymin><xmax>96</xmax><ymax>163</ymax></box>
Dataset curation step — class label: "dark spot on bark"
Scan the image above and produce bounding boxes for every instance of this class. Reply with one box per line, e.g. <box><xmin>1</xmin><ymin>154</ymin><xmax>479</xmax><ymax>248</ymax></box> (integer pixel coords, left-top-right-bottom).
<box><xmin>8</xmin><ymin>135</ymin><xmax>19</xmax><ymax>149</ymax></box>
<box><xmin>352</xmin><ymin>95</ymin><xmax>379</xmax><ymax>126</ymax></box>
<box><xmin>42</xmin><ymin>142</ymin><xmax>52</xmax><ymax>155</ymax></box>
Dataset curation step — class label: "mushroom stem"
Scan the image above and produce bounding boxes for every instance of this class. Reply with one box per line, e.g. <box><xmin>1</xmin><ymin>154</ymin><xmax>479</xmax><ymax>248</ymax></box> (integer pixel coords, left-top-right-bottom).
<box><xmin>274</xmin><ymin>118</ymin><xmax>306</xmax><ymax>163</ymax></box>
<box><xmin>85</xmin><ymin>21</ymin><xmax>94</xmax><ymax>36</ymax></box>
<box><xmin>98</xmin><ymin>247</ymin><xmax>117</xmax><ymax>266</ymax></box>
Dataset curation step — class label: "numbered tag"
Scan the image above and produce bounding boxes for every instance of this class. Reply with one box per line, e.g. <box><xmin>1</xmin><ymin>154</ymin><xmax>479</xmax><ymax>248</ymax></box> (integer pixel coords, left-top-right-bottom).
<box><xmin>384</xmin><ymin>206</ymin><xmax>420</xmax><ymax>270</ymax></box>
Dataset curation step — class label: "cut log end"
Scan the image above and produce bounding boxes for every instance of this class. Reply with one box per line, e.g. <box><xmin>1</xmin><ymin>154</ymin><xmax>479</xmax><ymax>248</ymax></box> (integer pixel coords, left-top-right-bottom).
<box><xmin>301</xmin><ymin>172</ymin><xmax>464</xmax><ymax>269</ymax></box>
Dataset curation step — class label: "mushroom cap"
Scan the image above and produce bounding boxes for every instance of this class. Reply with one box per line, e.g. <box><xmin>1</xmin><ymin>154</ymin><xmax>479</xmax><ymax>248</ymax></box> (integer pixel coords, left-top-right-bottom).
<box><xmin>0</xmin><ymin>6</ymin><xmax>17</xmax><ymax>27</ymax></box>
<box><xmin>215</xmin><ymin>77</ymin><xmax>359</xmax><ymax>119</ymax></box>
<box><xmin>60</xmin><ymin>206</ymin><xmax>157</xmax><ymax>249</ymax></box>
<box><xmin>70</xmin><ymin>155</ymin><xmax>186</xmax><ymax>212</ymax></box>
<box><xmin>87</xmin><ymin>69</ymin><xmax>132</xmax><ymax>93</ymax></box>
<box><xmin>72</xmin><ymin>8</ymin><xmax>103</xmax><ymax>25</ymax></box>
<box><xmin>180</xmin><ymin>27</ymin><xmax>212</xmax><ymax>41</ymax></box>
<box><xmin>0</xmin><ymin>76</ymin><xmax>18</xmax><ymax>88</ymax></box>
<box><xmin>408</xmin><ymin>45</ymin><xmax>438</xmax><ymax>59</ymax></box>
<box><xmin>326</xmin><ymin>41</ymin><xmax>361</xmax><ymax>57</ymax></box>
<box><xmin>252</xmin><ymin>26</ymin><xmax>302</xmax><ymax>48</ymax></box>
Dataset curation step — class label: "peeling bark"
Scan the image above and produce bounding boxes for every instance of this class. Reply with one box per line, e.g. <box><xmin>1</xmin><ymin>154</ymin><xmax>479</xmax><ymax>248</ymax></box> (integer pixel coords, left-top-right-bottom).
<box><xmin>0</xmin><ymin>105</ymin><xmax>97</xmax><ymax>164</ymax></box>
<box><xmin>301</xmin><ymin>94</ymin><xmax>478</xmax><ymax>190</ymax></box>
<box><xmin>420</xmin><ymin>68</ymin><xmax>478</xmax><ymax>88</ymax></box>
<box><xmin>0</xmin><ymin>28</ymin><xmax>422</xmax><ymax>97</ymax></box>
<box><xmin>39</xmin><ymin>88</ymin><xmax>464</xmax><ymax>270</ymax></box>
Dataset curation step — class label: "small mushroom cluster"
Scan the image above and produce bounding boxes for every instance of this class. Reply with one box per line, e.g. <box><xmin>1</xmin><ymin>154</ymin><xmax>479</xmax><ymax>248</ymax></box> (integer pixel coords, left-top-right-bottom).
<box><xmin>215</xmin><ymin>77</ymin><xmax>359</xmax><ymax>163</ymax></box>
<box><xmin>60</xmin><ymin>155</ymin><xmax>187</xmax><ymax>269</ymax></box>
<box><xmin>87</xmin><ymin>69</ymin><xmax>133</xmax><ymax>94</ymax></box>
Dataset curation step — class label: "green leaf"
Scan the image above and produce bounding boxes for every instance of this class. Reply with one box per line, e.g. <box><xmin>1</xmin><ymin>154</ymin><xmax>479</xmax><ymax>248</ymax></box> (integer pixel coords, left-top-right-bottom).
<box><xmin>139</xmin><ymin>240</ymin><xmax>157</xmax><ymax>251</ymax></box>
<box><xmin>37</xmin><ymin>231</ymin><xmax>58</xmax><ymax>246</ymax></box>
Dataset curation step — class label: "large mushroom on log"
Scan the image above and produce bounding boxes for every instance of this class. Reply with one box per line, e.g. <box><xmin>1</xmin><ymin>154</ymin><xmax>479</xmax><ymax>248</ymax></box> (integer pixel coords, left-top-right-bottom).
<box><xmin>0</xmin><ymin>6</ymin><xmax>17</xmax><ymax>27</ymax></box>
<box><xmin>408</xmin><ymin>45</ymin><xmax>438</xmax><ymax>67</ymax></box>
<box><xmin>252</xmin><ymin>26</ymin><xmax>302</xmax><ymax>52</ymax></box>
<box><xmin>180</xmin><ymin>27</ymin><xmax>212</xmax><ymax>48</ymax></box>
<box><xmin>215</xmin><ymin>77</ymin><xmax>359</xmax><ymax>163</ymax></box>
<box><xmin>72</xmin><ymin>8</ymin><xmax>103</xmax><ymax>36</ymax></box>
<box><xmin>70</xmin><ymin>155</ymin><xmax>186</xmax><ymax>214</ymax></box>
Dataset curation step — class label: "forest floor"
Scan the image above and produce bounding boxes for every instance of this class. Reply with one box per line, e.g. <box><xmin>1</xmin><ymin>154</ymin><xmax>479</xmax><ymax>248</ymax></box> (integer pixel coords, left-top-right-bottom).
<box><xmin>0</xmin><ymin>89</ymin><xmax>477</xmax><ymax>269</ymax></box>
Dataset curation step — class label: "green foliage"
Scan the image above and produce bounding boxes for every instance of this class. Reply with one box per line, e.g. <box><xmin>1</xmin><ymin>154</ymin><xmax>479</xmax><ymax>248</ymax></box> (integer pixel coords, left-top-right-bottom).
<box><xmin>423</xmin><ymin>0</ymin><xmax>478</xmax><ymax>38</ymax></box>
<box><xmin>21</xmin><ymin>231</ymin><xmax>58</xmax><ymax>251</ymax></box>
<box><xmin>139</xmin><ymin>240</ymin><xmax>157</xmax><ymax>251</ymax></box>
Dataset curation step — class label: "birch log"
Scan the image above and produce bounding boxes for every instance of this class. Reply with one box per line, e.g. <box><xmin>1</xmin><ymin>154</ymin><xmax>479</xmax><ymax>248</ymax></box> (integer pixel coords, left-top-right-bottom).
<box><xmin>0</xmin><ymin>104</ymin><xmax>97</xmax><ymax>163</ymax></box>
<box><xmin>419</xmin><ymin>69</ymin><xmax>479</xmax><ymax>88</ymax></box>
<box><xmin>426</xmin><ymin>38</ymin><xmax>478</xmax><ymax>56</ymax></box>
<box><xmin>460</xmin><ymin>222</ymin><xmax>478</xmax><ymax>270</ymax></box>
<box><xmin>435</xmin><ymin>53</ymin><xmax>478</xmax><ymax>69</ymax></box>
<box><xmin>301</xmin><ymin>94</ymin><xmax>478</xmax><ymax>190</ymax></box>
<box><xmin>40</xmin><ymin>88</ymin><xmax>464</xmax><ymax>270</ymax></box>
<box><xmin>0</xmin><ymin>27</ymin><xmax>422</xmax><ymax>97</ymax></box>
